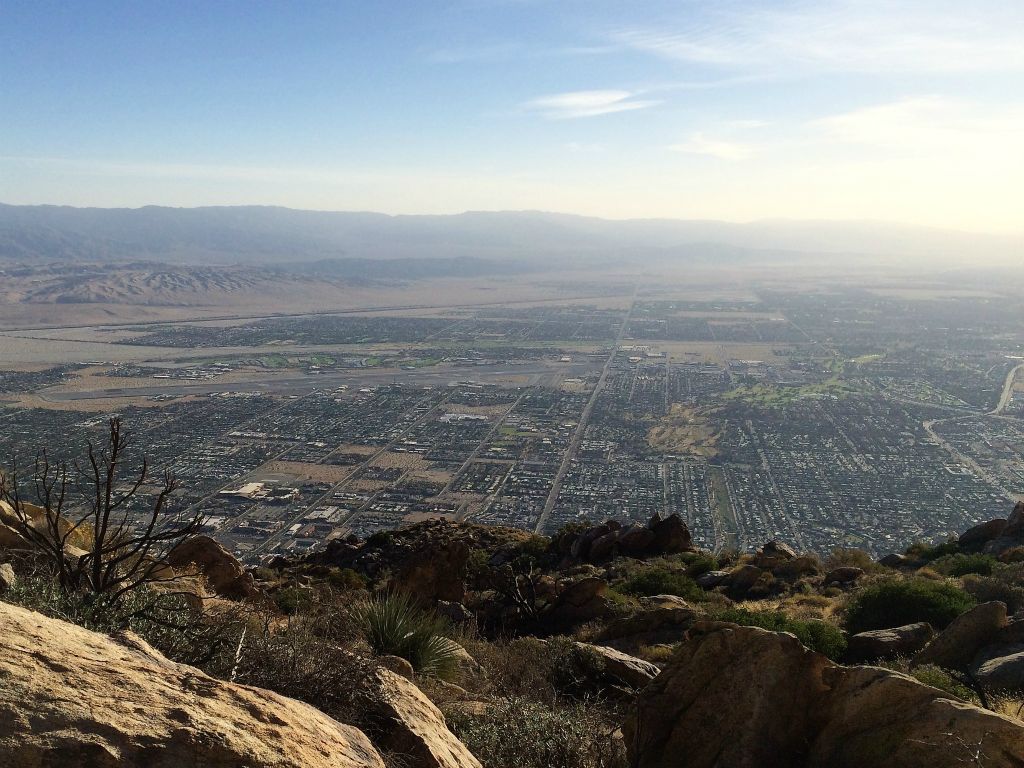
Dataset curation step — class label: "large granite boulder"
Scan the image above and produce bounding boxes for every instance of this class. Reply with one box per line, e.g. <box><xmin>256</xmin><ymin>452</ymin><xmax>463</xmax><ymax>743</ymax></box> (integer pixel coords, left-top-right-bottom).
<box><xmin>846</xmin><ymin>622</ymin><xmax>934</xmax><ymax>662</ymax></box>
<box><xmin>912</xmin><ymin>601</ymin><xmax>1008</xmax><ymax>670</ymax></box>
<box><xmin>575</xmin><ymin>642</ymin><xmax>660</xmax><ymax>690</ymax></box>
<box><xmin>960</xmin><ymin>518</ymin><xmax>1008</xmax><ymax>551</ymax></box>
<box><xmin>624</xmin><ymin>621</ymin><xmax>1024</xmax><ymax>768</ymax></box>
<box><xmin>0</xmin><ymin>601</ymin><xmax>385</xmax><ymax>768</ymax></box>
<box><xmin>985</xmin><ymin>503</ymin><xmax>1024</xmax><ymax>555</ymax></box>
<box><xmin>167</xmin><ymin>535</ymin><xmax>261</xmax><ymax>601</ymax></box>
<box><xmin>393</xmin><ymin>539</ymin><xmax>470</xmax><ymax>604</ymax></box>
<box><xmin>372</xmin><ymin>668</ymin><xmax>482</xmax><ymax>768</ymax></box>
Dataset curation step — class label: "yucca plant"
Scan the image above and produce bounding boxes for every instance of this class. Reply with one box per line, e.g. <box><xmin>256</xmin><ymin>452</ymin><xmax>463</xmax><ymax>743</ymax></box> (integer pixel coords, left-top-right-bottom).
<box><xmin>354</xmin><ymin>591</ymin><xmax>461</xmax><ymax>679</ymax></box>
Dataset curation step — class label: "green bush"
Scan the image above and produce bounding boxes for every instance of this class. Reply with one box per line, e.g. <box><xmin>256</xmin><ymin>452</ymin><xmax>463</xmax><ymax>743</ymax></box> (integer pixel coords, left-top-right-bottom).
<box><xmin>446</xmin><ymin>696</ymin><xmax>627</xmax><ymax>768</ymax></box>
<box><xmin>326</xmin><ymin>567</ymin><xmax>368</xmax><ymax>591</ymax></box>
<box><xmin>905</xmin><ymin>539</ymin><xmax>960</xmax><ymax>562</ymax></box>
<box><xmin>960</xmin><ymin>573</ymin><xmax>1024</xmax><ymax>614</ymax></box>
<box><xmin>619</xmin><ymin>567</ymin><xmax>705</xmax><ymax>602</ymax></box>
<box><xmin>932</xmin><ymin>553</ymin><xmax>998</xmax><ymax>578</ymax></box>
<box><xmin>684</xmin><ymin>553</ymin><xmax>719</xmax><ymax>577</ymax></box>
<box><xmin>844</xmin><ymin>578</ymin><xmax>975</xmax><ymax>634</ymax></box>
<box><xmin>710</xmin><ymin>607</ymin><xmax>847</xmax><ymax>660</ymax></box>
<box><xmin>354</xmin><ymin>592</ymin><xmax>460</xmax><ymax>679</ymax></box>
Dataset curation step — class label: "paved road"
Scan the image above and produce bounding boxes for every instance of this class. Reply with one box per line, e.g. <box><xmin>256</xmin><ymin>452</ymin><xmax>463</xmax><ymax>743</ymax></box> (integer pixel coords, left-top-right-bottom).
<box><xmin>534</xmin><ymin>287</ymin><xmax>637</xmax><ymax>534</ymax></box>
<box><xmin>992</xmin><ymin>363</ymin><xmax>1024</xmax><ymax>415</ymax></box>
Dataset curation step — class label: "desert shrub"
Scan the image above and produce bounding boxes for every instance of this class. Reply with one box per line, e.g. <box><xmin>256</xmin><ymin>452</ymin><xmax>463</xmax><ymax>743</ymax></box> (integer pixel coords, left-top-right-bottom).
<box><xmin>824</xmin><ymin>547</ymin><xmax>878</xmax><ymax>573</ymax></box>
<box><xmin>683</xmin><ymin>552</ymin><xmax>719</xmax><ymax>577</ymax></box>
<box><xmin>905</xmin><ymin>539</ymin><xmax>960</xmax><ymax>562</ymax></box>
<box><xmin>446</xmin><ymin>696</ymin><xmax>627</xmax><ymax>768</ymax></box>
<box><xmin>844</xmin><ymin>578</ymin><xmax>975</xmax><ymax>634</ymax></box>
<box><xmin>232</xmin><ymin>594</ymin><xmax>378</xmax><ymax>730</ymax></box>
<box><xmin>1000</xmin><ymin>547</ymin><xmax>1024</xmax><ymax>564</ymax></box>
<box><xmin>326</xmin><ymin>567</ymin><xmax>368</xmax><ymax>591</ymax></box>
<box><xmin>960</xmin><ymin>574</ymin><xmax>1024</xmax><ymax>614</ymax></box>
<box><xmin>354</xmin><ymin>592</ymin><xmax>460</xmax><ymax>679</ymax></box>
<box><xmin>931</xmin><ymin>553</ymin><xmax>998</xmax><ymax>578</ymax></box>
<box><xmin>910</xmin><ymin>663</ymin><xmax>976</xmax><ymax>701</ymax></box>
<box><xmin>272</xmin><ymin>584</ymin><xmax>319</xmax><ymax>615</ymax></box>
<box><xmin>710</xmin><ymin>607</ymin><xmax>847</xmax><ymax>660</ymax></box>
<box><xmin>619</xmin><ymin>567</ymin><xmax>705</xmax><ymax>602</ymax></box>
<box><xmin>463</xmin><ymin>636</ymin><xmax>617</xmax><ymax>702</ymax></box>
<box><xmin>512</xmin><ymin>535</ymin><xmax>552</xmax><ymax>563</ymax></box>
<box><xmin>366</xmin><ymin>530</ymin><xmax>394</xmax><ymax>548</ymax></box>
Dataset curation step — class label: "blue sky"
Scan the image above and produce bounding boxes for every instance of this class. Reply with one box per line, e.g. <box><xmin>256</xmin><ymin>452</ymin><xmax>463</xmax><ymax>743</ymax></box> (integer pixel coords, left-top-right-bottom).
<box><xmin>2</xmin><ymin>0</ymin><xmax>1022</xmax><ymax>232</ymax></box>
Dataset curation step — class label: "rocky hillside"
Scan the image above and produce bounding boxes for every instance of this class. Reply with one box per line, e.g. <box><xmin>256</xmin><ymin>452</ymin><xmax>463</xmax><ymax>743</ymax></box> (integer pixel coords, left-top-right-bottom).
<box><xmin>5</xmin><ymin>500</ymin><xmax>1024</xmax><ymax>767</ymax></box>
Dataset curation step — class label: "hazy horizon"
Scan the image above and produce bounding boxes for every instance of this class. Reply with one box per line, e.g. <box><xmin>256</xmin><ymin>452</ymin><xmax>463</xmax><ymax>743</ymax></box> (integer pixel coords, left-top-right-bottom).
<box><xmin>2</xmin><ymin>1</ymin><xmax>1023</xmax><ymax>236</ymax></box>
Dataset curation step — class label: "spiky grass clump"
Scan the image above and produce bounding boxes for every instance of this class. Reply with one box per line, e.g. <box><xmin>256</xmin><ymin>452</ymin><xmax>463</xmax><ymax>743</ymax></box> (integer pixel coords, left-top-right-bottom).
<box><xmin>354</xmin><ymin>592</ymin><xmax>461</xmax><ymax>679</ymax></box>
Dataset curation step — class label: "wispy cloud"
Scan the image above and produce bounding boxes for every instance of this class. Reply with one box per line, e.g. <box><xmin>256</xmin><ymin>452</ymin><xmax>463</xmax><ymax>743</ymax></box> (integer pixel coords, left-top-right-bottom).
<box><xmin>812</xmin><ymin>97</ymin><xmax>1024</xmax><ymax>153</ymax></box>
<box><xmin>614</xmin><ymin>1</ymin><xmax>1024</xmax><ymax>75</ymax></box>
<box><xmin>523</xmin><ymin>90</ymin><xmax>659</xmax><ymax>119</ymax></box>
<box><xmin>669</xmin><ymin>133</ymin><xmax>753</xmax><ymax>161</ymax></box>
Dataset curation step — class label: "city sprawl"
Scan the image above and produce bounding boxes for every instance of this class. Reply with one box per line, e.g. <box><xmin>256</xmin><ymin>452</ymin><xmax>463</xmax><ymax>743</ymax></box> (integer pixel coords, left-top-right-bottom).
<box><xmin>1</xmin><ymin>278</ymin><xmax>1021</xmax><ymax>563</ymax></box>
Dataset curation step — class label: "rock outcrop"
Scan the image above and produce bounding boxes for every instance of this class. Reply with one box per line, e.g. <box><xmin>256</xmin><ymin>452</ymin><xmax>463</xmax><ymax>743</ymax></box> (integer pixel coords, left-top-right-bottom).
<box><xmin>983</xmin><ymin>503</ymin><xmax>1024</xmax><ymax>555</ymax></box>
<box><xmin>575</xmin><ymin>642</ymin><xmax>660</xmax><ymax>689</ymax></box>
<box><xmin>0</xmin><ymin>601</ymin><xmax>386</xmax><ymax>768</ymax></box>
<box><xmin>167</xmin><ymin>535</ymin><xmax>262</xmax><ymax>601</ymax></box>
<box><xmin>912</xmin><ymin>601</ymin><xmax>1008</xmax><ymax>670</ymax></box>
<box><xmin>372</xmin><ymin>668</ymin><xmax>483</xmax><ymax>768</ymax></box>
<box><xmin>846</xmin><ymin>622</ymin><xmax>934</xmax><ymax>662</ymax></box>
<box><xmin>558</xmin><ymin>514</ymin><xmax>694</xmax><ymax>565</ymax></box>
<box><xmin>625</xmin><ymin>621</ymin><xmax>1024</xmax><ymax>768</ymax></box>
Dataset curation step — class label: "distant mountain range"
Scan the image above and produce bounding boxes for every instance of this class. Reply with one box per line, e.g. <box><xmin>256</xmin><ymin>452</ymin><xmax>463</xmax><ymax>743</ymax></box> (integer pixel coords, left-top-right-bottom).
<box><xmin>0</xmin><ymin>203</ymin><xmax>1019</xmax><ymax>268</ymax></box>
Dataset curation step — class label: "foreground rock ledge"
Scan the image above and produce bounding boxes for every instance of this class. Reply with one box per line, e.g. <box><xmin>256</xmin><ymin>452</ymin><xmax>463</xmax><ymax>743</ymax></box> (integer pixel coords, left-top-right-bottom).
<box><xmin>625</xmin><ymin>621</ymin><xmax>1024</xmax><ymax>768</ymax></box>
<box><xmin>0</xmin><ymin>601</ymin><xmax>386</xmax><ymax>768</ymax></box>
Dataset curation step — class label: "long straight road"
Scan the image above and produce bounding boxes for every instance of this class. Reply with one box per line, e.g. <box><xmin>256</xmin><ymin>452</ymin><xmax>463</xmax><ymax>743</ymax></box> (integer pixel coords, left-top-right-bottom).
<box><xmin>533</xmin><ymin>287</ymin><xmax>637</xmax><ymax>533</ymax></box>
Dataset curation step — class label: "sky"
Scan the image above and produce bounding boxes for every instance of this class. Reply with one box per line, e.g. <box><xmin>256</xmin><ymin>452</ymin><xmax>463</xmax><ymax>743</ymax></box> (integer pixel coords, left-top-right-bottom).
<box><xmin>1</xmin><ymin>0</ymin><xmax>1022</xmax><ymax>233</ymax></box>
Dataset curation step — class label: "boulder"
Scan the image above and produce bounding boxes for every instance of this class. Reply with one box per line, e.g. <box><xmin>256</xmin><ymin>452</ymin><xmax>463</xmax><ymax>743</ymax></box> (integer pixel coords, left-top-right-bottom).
<box><xmin>575</xmin><ymin>642</ymin><xmax>660</xmax><ymax>689</ymax></box>
<box><xmin>587</xmin><ymin>530</ymin><xmax>620</xmax><ymax>562</ymax></box>
<box><xmin>824</xmin><ymin>566</ymin><xmax>865</xmax><ymax>585</ymax></box>
<box><xmin>624</xmin><ymin>621</ymin><xmax>1024</xmax><ymax>768</ymax></box>
<box><xmin>167</xmin><ymin>535</ymin><xmax>261</xmax><ymax>601</ymax></box>
<box><xmin>846</xmin><ymin>623</ymin><xmax>934</xmax><ymax>662</ymax></box>
<box><xmin>598</xmin><ymin>605</ymin><xmax>695</xmax><ymax>643</ymax></box>
<box><xmin>959</xmin><ymin>518</ymin><xmax>1008</xmax><ymax>550</ymax></box>
<box><xmin>545</xmin><ymin>577</ymin><xmax>611</xmax><ymax>626</ymax></box>
<box><xmin>448</xmin><ymin>642</ymin><xmax>487</xmax><ymax>687</ymax></box>
<box><xmin>619</xmin><ymin>524</ymin><xmax>657</xmax><ymax>556</ymax></box>
<box><xmin>372</xmin><ymin>668</ymin><xmax>483</xmax><ymax>768</ymax></box>
<box><xmin>639</xmin><ymin>594</ymin><xmax>693</xmax><ymax>610</ymax></box>
<box><xmin>648</xmin><ymin>514</ymin><xmax>693</xmax><ymax>554</ymax></box>
<box><xmin>393</xmin><ymin>539</ymin><xmax>470</xmax><ymax>604</ymax></box>
<box><xmin>972</xmin><ymin>647</ymin><xmax>1024</xmax><ymax>690</ymax></box>
<box><xmin>879</xmin><ymin>553</ymin><xmax>914</xmax><ymax>568</ymax></box>
<box><xmin>0</xmin><ymin>562</ymin><xmax>15</xmax><ymax>593</ymax></box>
<box><xmin>378</xmin><ymin>654</ymin><xmax>416</xmax><ymax>679</ymax></box>
<box><xmin>754</xmin><ymin>540</ymin><xmax>798</xmax><ymax>569</ymax></box>
<box><xmin>772</xmin><ymin>554</ymin><xmax>822</xmax><ymax>580</ymax></box>
<box><xmin>727</xmin><ymin>564</ymin><xmax>769</xmax><ymax>597</ymax></box>
<box><xmin>913</xmin><ymin>601</ymin><xmax>1008</xmax><ymax>671</ymax></box>
<box><xmin>695</xmin><ymin>569</ymin><xmax>730</xmax><ymax>589</ymax></box>
<box><xmin>984</xmin><ymin>503</ymin><xmax>1024</xmax><ymax>555</ymax></box>
<box><xmin>0</xmin><ymin>601</ymin><xmax>385</xmax><ymax>768</ymax></box>
<box><xmin>435</xmin><ymin>600</ymin><xmax>474</xmax><ymax>625</ymax></box>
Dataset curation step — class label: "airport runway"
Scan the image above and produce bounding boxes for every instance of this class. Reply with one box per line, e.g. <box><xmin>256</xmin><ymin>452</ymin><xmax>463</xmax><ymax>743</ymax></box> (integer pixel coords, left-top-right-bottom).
<box><xmin>39</xmin><ymin>361</ymin><xmax>600</xmax><ymax>401</ymax></box>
